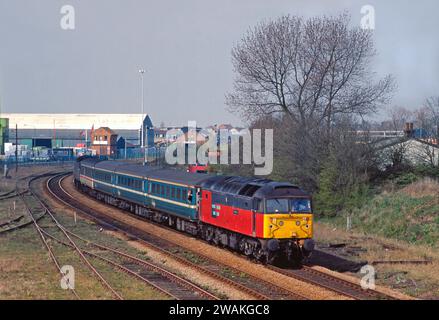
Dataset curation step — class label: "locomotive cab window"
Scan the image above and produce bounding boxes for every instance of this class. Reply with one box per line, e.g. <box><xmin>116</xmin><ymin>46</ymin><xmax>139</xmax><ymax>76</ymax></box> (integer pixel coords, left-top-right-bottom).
<box><xmin>266</xmin><ymin>198</ymin><xmax>289</xmax><ymax>213</ymax></box>
<box><xmin>291</xmin><ymin>198</ymin><xmax>312</xmax><ymax>213</ymax></box>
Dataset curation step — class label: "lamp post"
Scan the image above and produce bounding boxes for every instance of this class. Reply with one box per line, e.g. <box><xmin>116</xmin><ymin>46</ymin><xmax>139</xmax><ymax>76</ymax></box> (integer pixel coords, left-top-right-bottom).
<box><xmin>139</xmin><ymin>68</ymin><xmax>146</xmax><ymax>165</ymax></box>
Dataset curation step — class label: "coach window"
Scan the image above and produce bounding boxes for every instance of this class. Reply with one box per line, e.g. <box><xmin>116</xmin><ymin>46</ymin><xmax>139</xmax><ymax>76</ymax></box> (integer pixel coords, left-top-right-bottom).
<box><xmin>171</xmin><ymin>188</ymin><xmax>175</xmax><ymax>199</ymax></box>
<box><xmin>176</xmin><ymin>189</ymin><xmax>181</xmax><ymax>201</ymax></box>
<box><xmin>166</xmin><ymin>186</ymin><xmax>170</xmax><ymax>197</ymax></box>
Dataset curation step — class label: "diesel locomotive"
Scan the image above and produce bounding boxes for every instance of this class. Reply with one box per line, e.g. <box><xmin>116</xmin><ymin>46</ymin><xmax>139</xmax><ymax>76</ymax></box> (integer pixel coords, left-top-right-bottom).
<box><xmin>74</xmin><ymin>157</ymin><xmax>315</xmax><ymax>265</ymax></box>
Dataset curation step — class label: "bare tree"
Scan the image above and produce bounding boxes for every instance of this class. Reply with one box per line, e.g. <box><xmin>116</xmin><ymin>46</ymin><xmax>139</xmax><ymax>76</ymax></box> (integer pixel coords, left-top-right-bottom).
<box><xmin>387</xmin><ymin>106</ymin><xmax>413</xmax><ymax>131</ymax></box>
<box><xmin>226</xmin><ymin>13</ymin><xmax>394</xmax><ymax>198</ymax></box>
<box><xmin>423</xmin><ymin>96</ymin><xmax>439</xmax><ymax>138</ymax></box>
<box><xmin>226</xmin><ymin>13</ymin><xmax>394</xmax><ymax>134</ymax></box>
<box><xmin>419</xmin><ymin>142</ymin><xmax>439</xmax><ymax>167</ymax></box>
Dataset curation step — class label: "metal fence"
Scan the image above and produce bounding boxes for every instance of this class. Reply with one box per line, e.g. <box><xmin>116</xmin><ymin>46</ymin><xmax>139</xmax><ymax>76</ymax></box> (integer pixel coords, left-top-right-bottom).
<box><xmin>0</xmin><ymin>146</ymin><xmax>168</xmax><ymax>171</ymax></box>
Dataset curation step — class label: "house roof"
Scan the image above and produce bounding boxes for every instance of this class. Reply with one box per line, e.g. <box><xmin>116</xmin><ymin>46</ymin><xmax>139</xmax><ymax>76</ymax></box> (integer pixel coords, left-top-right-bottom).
<box><xmin>375</xmin><ymin>137</ymin><xmax>439</xmax><ymax>151</ymax></box>
<box><xmin>93</xmin><ymin>127</ymin><xmax>117</xmax><ymax>136</ymax></box>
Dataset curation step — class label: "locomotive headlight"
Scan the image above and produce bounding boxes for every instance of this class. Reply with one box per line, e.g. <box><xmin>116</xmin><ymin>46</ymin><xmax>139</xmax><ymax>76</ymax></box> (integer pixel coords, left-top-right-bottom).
<box><xmin>296</xmin><ymin>221</ymin><xmax>300</xmax><ymax>226</ymax></box>
<box><xmin>279</xmin><ymin>221</ymin><xmax>284</xmax><ymax>226</ymax></box>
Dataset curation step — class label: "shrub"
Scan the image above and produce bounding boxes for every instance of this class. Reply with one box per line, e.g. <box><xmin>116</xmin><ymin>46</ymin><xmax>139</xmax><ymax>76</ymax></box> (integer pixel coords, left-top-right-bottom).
<box><xmin>394</xmin><ymin>172</ymin><xmax>419</xmax><ymax>186</ymax></box>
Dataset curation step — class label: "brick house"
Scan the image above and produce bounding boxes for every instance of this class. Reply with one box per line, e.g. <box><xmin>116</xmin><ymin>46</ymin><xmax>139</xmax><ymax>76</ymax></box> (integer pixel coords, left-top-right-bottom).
<box><xmin>91</xmin><ymin>127</ymin><xmax>118</xmax><ymax>156</ymax></box>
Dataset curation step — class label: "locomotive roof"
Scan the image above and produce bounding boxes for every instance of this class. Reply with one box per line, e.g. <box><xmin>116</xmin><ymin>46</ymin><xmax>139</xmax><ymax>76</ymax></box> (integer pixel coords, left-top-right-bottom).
<box><xmin>200</xmin><ymin>175</ymin><xmax>309</xmax><ymax>199</ymax></box>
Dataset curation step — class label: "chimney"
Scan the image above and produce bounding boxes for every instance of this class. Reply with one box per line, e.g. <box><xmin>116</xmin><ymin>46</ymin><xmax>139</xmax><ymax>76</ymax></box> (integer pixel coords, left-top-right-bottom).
<box><xmin>404</xmin><ymin>122</ymin><xmax>414</xmax><ymax>138</ymax></box>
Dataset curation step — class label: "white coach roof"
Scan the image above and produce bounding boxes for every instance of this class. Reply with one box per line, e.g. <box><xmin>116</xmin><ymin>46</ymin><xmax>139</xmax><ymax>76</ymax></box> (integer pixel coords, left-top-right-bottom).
<box><xmin>2</xmin><ymin>113</ymin><xmax>149</xmax><ymax>130</ymax></box>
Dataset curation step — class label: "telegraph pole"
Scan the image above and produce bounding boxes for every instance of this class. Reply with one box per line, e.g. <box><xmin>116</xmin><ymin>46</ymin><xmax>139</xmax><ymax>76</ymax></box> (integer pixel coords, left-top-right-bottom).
<box><xmin>139</xmin><ymin>68</ymin><xmax>146</xmax><ymax>165</ymax></box>
<box><xmin>15</xmin><ymin>124</ymin><xmax>18</xmax><ymax>173</ymax></box>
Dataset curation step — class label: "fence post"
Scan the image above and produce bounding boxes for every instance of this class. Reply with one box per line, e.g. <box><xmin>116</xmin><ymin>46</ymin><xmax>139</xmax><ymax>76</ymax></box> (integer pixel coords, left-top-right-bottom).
<box><xmin>346</xmin><ymin>214</ymin><xmax>352</xmax><ymax>231</ymax></box>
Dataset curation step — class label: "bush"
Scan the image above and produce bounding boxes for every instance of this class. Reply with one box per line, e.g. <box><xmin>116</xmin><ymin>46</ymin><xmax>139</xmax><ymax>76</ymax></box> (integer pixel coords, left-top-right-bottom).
<box><xmin>414</xmin><ymin>165</ymin><xmax>439</xmax><ymax>179</ymax></box>
<box><xmin>314</xmin><ymin>154</ymin><xmax>341</xmax><ymax>217</ymax></box>
<box><xmin>394</xmin><ymin>172</ymin><xmax>419</xmax><ymax>186</ymax></box>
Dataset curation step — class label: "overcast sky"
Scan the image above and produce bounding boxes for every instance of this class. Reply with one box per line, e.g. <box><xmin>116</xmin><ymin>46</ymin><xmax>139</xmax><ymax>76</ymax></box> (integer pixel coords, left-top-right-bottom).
<box><xmin>0</xmin><ymin>0</ymin><xmax>438</xmax><ymax>127</ymax></box>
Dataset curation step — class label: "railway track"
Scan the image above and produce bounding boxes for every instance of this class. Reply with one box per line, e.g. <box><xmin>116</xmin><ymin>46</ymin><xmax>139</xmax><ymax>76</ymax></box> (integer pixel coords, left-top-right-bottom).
<box><xmin>17</xmin><ymin>189</ymin><xmax>81</xmax><ymax>299</ymax></box>
<box><xmin>39</xmin><ymin>228</ymin><xmax>218</xmax><ymax>300</ymax></box>
<box><xmin>268</xmin><ymin>265</ymin><xmax>396</xmax><ymax>300</ymax></box>
<box><xmin>19</xmin><ymin>180</ymin><xmax>123</xmax><ymax>300</ymax></box>
<box><xmin>0</xmin><ymin>172</ymin><xmax>65</xmax><ymax>235</ymax></box>
<box><xmin>52</xmin><ymin>172</ymin><xmax>402</xmax><ymax>300</ymax></box>
<box><xmin>47</xmin><ymin>173</ymin><xmax>309</xmax><ymax>300</ymax></box>
<box><xmin>29</xmin><ymin>173</ymin><xmax>224</xmax><ymax>300</ymax></box>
